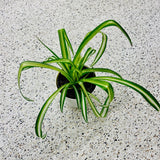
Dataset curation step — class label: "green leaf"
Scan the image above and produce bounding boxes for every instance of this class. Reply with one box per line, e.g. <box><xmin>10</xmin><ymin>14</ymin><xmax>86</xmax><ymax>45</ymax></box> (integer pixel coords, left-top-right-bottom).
<box><xmin>44</xmin><ymin>57</ymin><xmax>74</xmax><ymax>74</ymax></box>
<box><xmin>89</xmin><ymin>76</ymin><xmax>160</xmax><ymax>111</ymax></box>
<box><xmin>81</xmin><ymin>31</ymin><xmax>107</xmax><ymax>68</ymax></box>
<box><xmin>18</xmin><ymin>61</ymin><xmax>72</xmax><ymax>101</ymax></box>
<box><xmin>87</xmin><ymin>92</ymin><xmax>110</xmax><ymax>117</ymax></box>
<box><xmin>88</xmin><ymin>92</ymin><xmax>102</xmax><ymax>104</ymax></box>
<box><xmin>46</xmin><ymin>56</ymin><xmax>56</xmax><ymax>61</ymax></box>
<box><xmin>58</xmin><ymin>29</ymin><xmax>73</xmax><ymax>60</ymax></box>
<box><xmin>73</xmin><ymin>85</ymin><xmax>81</xmax><ymax>109</ymax></box>
<box><xmin>79</xmin><ymin>47</ymin><xmax>96</xmax><ymax>69</ymax></box>
<box><xmin>91</xmin><ymin>31</ymin><xmax>108</xmax><ymax>67</ymax></box>
<box><xmin>58</xmin><ymin>29</ymin><xmax>75</xmax><ymax>71</ymax></box>
<box><xmin>43</xmin><ymin>58</ymin><xmax>75</xmax><ymax>67</ymax></box>
<box><xmin>35</xmin><ymin>84</ymin><xmax>68</xmax><ymax>138</ymax></box>
<box><xmin>60</xmin><ymin>83</ymin><xmax>72</xmax><ymax>112</ymax></box>
<box><xmin>100</xmin><ymin>96</ymin><xmax>110</xmax><ymax>117</ymax></box>
<box><xmin>36</xmin><ymin>36</ymin><xmax>59</xmax><ymax>59</ymax></box>
<box><xmin>81</xmin><ymin>68</ymin><xmax>122</xmax><ymax>79</ymax></box>
<box><xmin>21</xmin><ymin>57</ymin><xmax>72</xmax><ymax>75</ymax></box>
<box><xmin>58</xmin><ymin>29</ymin><xmax>70</xmax><ymax>71</ymax></box>
<box><xmin>71</xmin><ymin>68</ymin><xmax>82</xmax><ymax>81</ymax></box>
<box><xmin>80</xmin><ymin>78</ymin><xmax>114</xmax><ymax>117</ymax></box>
<box><xmin>78</xmin><ymin>82</ymin><xmax>101</xmax><ymax>117</ymax></box>
<box><xmin>63</xmin><ymin>29</ymin><xmax>74</xmax><ymax>56</ymax></box>
<box><xmin>80</xmin><ymin>89</ymin><xmax>88</xmax><ymax>122</ymax></box>
<box><xmin>73</xmin><ymin>20</ymin><xmax>132</xmax><ymax>66</ymax></box>
<box><xmin>36</xmin><ymin>37</ymin><xmax>69</xmax><ymax>72</ymax></box>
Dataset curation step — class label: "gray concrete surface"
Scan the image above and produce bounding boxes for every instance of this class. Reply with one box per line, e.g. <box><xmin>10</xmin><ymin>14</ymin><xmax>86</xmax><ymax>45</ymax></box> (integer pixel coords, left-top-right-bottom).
<box><xmin>1</xmin><ymin>0</ymin><xmax>160</xmax><ymax>159</ymax></box>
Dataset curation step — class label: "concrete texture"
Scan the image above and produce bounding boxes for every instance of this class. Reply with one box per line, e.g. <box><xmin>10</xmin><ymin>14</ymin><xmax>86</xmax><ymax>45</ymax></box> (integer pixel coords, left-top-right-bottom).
<box><xmin>1</xmin><ymin>0</ymin><xmax>160</xmax><ymax>159</ymax></box>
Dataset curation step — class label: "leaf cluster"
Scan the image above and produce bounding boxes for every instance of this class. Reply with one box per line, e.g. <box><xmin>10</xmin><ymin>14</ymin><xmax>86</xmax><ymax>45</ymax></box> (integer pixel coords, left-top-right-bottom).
<box><xmin>18</xmin><ymin>20</ymin><xmax>160</xmax><ymax>139</ymax></box>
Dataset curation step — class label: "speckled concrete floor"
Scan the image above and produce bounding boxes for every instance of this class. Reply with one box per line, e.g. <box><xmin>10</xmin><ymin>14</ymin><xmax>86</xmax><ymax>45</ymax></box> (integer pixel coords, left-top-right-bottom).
<box><xmin>1</xmin><ymin>0</ymin><xmax>160</xmax><ymax>159</ymax></box>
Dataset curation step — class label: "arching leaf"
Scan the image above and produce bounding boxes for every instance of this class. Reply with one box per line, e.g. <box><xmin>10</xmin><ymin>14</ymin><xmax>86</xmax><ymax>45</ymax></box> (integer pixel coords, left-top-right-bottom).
<box><xmin>35</xmin><ymin>84</ymin><xmax>69</xmax><ymax>138</ymax></box>
<box><xmin>89</xmin><ymin>76</ymin><xmax>160</xmax><ymax>111</ymax></box>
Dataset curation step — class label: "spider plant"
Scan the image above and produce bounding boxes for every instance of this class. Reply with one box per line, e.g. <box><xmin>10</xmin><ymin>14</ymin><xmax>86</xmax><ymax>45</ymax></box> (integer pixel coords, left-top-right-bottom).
<box><xmin>18</xmin><ymin>20</ymin><xmax>160</xmax><ymax>139</ymax></box>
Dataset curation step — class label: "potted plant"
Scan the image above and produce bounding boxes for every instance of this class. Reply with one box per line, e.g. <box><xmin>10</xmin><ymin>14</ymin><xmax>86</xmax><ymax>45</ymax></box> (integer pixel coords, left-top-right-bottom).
<box><xmin>18</xmin><ymin>20</ymin><xmax>160</xmax><ymax>139</ymax></box>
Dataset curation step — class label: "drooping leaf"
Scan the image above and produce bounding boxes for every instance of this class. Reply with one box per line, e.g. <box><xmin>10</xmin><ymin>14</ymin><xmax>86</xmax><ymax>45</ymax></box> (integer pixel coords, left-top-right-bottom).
<box><xmin>82</xmin><ymin>31</ymin><xmax>107</xmax><ymax>67</ymax></box>
<box><xmin>88</xmin><ymin>92</ymin><xmax>102</xmax><ymax>104</ymax></box>
<box><xmin>87</xmin><ymin>92</ymin><xmax>110</xmax><ymax>117</ymax></box>
<box><xmin>89</xmin><ymin>76</ymin><xmax>160</xmax><ymax>111</ymax></box>
<box><xmin>79</xmin><ymin>47</ymin><xmax>96</xmax><ymax>69</ymax></box>
<box><xmin>73</xmin><ymin>20</ymin><xmax>132</xmax><ymax>66</ymax></box>
<box><xmin>91</xmin><ymin>31</ymin><xmax>108</xmax><ymax>67</ymax></box>
<box><xmin>60</xmin><ymin>83</ymin><xmax>72</xmax><ymax>112</ymax></box>
<box><xmin>80</xmin><ymin>89</ymin><xmax>88</xmax><ymax>122</ymax></box>
<box><xmin>78</xmin><ymin>82</ymin><xmax>101</xmax><ymax>117</ymax></box>
<box><xmin>35</xmin><ymin>84</ymin><xmax>68</xmax><ymax>138</ymax></box>
<box><xmin>80</xmin><ymin>78</ymin><xmax>114</xmax><ymax>117</ymax></box>
<box><xmin>73</xmin><ymin>85</ymin><xmax>81</xmax><ymax>109</ymax></box>
<box><xmin>18</xmin><ymin>61</ymin><xmax>72</xmax><ymax>101</ymax></box>
<box><xmin>42</xmin><ymin>58</ymin><xmax>75</xmax><ymax>67</ymax></box>
<box><xmin>100</xmin><ymin>96</ymin><xmax>110</xmax><ymax>117</ymax></box>
<box><xmin>81</xmin><ymin>68</ymin><xmax>122</xmax><ymax>79</ymax></box>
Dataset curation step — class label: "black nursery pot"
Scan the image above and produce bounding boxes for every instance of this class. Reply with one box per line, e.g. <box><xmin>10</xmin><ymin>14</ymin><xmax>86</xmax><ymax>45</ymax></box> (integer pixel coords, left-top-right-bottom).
<box><xmin>56</xmin><ymin>67</ymin><xmax>96</xmax><ymax>99</ymax></box>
